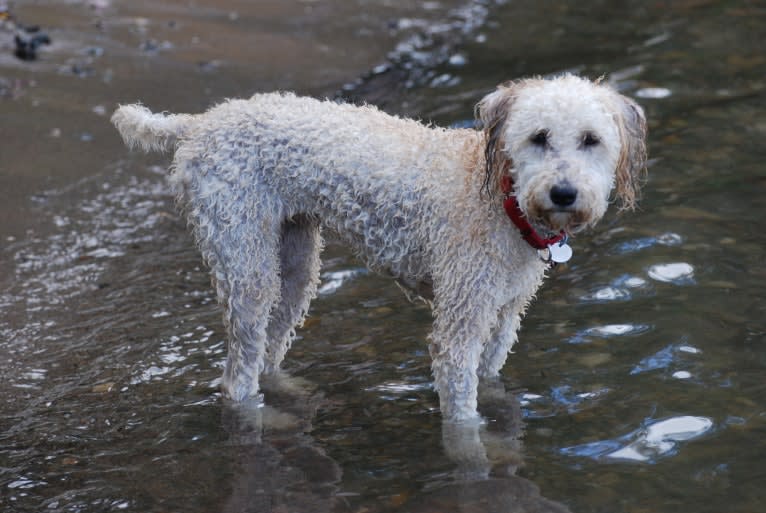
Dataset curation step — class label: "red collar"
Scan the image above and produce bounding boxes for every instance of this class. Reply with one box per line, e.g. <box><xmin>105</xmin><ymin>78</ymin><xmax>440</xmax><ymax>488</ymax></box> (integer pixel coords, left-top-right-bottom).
<box><xmin>501</xmin><ymin>176</ymin><xmax>566</xmax><ymax>250</ymax></box>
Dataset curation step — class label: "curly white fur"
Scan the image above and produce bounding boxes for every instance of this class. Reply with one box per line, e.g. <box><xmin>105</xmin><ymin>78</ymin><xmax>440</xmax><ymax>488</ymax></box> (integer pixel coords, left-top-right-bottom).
<box><xmin>112</xmin><ymin>74</ymin><xmax>646</xmax><ymax>422</ymax></box>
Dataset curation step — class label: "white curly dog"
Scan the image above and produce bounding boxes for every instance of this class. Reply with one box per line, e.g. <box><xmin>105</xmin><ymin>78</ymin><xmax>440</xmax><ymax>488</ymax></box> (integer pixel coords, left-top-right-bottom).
<box><xmin>113</xmin><ymin>74</ymin><xmax>646</xmax><ymax>422</ymax></box>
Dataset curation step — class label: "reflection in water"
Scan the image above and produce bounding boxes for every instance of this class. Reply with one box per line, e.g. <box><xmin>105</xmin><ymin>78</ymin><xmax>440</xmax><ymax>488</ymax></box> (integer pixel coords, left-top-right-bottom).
<box><xmin>567</xmin><ymin>323</ymin><xmax>652</xmax><ymax>344</ymax></box>
<box><xmin>647</xmin><ymin>262</ymin><xmax>695</xmax><ymax>284</ymax></box>
<box><xmin>220</xmin><ymin>379</ymin><xmax>573</xmax><ymax>513</ymax></box>
<box><xmin>562</xmin><ymin>415</ymin><xmax>714</xmax><ymax>463</ymax></box>
<box><xmin>220</xmin><ymin>384</ymin><xmax>344</xmax><ymax>513</ymax></box>
<box><xmin>629</xmin><ymin>341</ymin><xmax>702</xmax><ymax>376</ymax></box>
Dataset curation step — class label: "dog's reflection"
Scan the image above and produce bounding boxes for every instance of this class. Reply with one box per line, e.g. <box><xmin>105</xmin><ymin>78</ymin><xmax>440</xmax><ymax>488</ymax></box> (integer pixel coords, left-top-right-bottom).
<box><xmin>220</xmin><ymin>376</ymin><xmax>343</xmax><ymax>513</ymax></box>
<box><xmin>442</xmin><ymin>379</ymin><xmax>526</xmax><ymax>481</ymax></box>
<box><xmin>221</xmin><ymin>377</ymin><xmax>571</xmax><ymax>513</ymax></box>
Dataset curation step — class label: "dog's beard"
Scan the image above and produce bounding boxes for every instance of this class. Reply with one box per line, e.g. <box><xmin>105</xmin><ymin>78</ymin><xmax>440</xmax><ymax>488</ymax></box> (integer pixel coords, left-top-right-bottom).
<box><xmin>530</xmin><ymin>209</ymin><xmax>591</xmax><ymax>235</ymax></box>
<box><xmin>521</xmin><ymin>190</ymin><xmax>602</xmax><ymax>234</ymax></box>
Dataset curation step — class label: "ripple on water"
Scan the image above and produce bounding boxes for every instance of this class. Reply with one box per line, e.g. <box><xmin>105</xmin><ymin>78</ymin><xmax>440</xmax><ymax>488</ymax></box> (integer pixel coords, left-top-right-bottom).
<box><xmin>129</xmin><ymin>327</ymin><xmax>224</xmax><ymax>385</ymax></box>
<box><xmin>580</xmin><ymin>260</ymin><xmax>697</xmax><ymax>303</ymax></box>
<box><xmin>613</xmin><ymin>232</ymin><xmax>683</xmax><ymax>254</ymax></box>
<box><xmin>635</xmin><ymin>87</ymin><xmax>673</xmax><ymax>99</ymax></box>
<box><xmin>647</xmin><ymin>262</ymin><xmax>695</xmax><ymax>284</ymax></box>
<box><xmin>7</xmin><ymin>477</ymin><xmax>47</xmax><ymax>490</ymax></box>
<box><xmin>568</xmin><ymin>323</ymin><xmax>651</xmax><ymax>344</ymax></box>
<box><xmin>630</xmin><ymin>341</ymin><xmax>702</xmax><ymax>376</ymax></box>
<box><xmin>562</xmin><ymin>415</ymin><xmax>714</xmax><ymax>463</ymax></box>
<box><xmin>521</xmin><ymin>386</ymin><xmax>610</xmax><ymax>417</ymax></box>
<box><xmin>367</xmin><ymin>381</ymin><xmax>432</xmax><ymax>401</ymax></box>
<box><xmin>580</xmin><ymin>286</ymin><xmax>632</xmax><ymax>303</ymax></box>
<box><xmin>5</xmin><ymin>172</ymin><xmax>172</xmax><ymax>320</ymax></box>
<box><xmin>579</xmin><ymin>273</ymin><xmax>655</xmax><ymax>303</ymax></box>
<box><xmin>617</xmin><ymin>275</ymin><xmax>649</xmax><ymax>289</ymax></box>
<box><xmin>317</xmin><ymin>269</ymin><xmax>368</xmax><ymax>295</ymax></box>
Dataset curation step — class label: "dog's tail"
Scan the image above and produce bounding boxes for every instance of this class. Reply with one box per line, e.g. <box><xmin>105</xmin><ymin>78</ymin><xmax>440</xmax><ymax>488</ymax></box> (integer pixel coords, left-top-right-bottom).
<box><xmin>111</xmin><ymin>104</ymin><xmax>193</xmax><ymax>152</ymax></box>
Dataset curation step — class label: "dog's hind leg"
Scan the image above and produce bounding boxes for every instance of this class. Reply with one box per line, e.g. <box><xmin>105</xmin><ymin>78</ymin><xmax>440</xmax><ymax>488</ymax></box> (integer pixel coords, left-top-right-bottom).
<box><xmin>184</xmin><ymin>175</ymin><xmax>285</xmax><ymax>402</ymax></box>
<box><xmin>216</xmin><ymin>220</ymin><xmax>284</xmax><ymax>401</ymax></box>
<box><xmin>262</xmin><ymin>215</ymin><xmax>323</xmax><ymax>375</ymax></box>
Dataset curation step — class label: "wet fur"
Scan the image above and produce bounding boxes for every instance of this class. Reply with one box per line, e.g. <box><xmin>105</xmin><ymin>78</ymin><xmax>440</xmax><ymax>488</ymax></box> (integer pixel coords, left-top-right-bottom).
<box><xmin>112</xmin><ymin>74</ymin><xmax>647</xmax><ymax>422</ymax></box>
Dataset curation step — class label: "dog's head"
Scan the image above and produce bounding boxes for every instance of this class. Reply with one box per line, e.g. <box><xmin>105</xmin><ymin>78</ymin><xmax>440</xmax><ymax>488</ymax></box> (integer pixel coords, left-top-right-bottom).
<box><xmin>476</xmin><ymin>74</ymin><xmax>647</xmax><ymax>234</ymax></box>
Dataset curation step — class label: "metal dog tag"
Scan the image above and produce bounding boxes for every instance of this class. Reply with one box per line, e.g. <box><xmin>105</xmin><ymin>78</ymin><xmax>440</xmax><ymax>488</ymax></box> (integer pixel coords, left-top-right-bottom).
<box><xmin>549</xmin><ymin>241</ymin><xmax>573</xmax><ymax>263</ymax></box>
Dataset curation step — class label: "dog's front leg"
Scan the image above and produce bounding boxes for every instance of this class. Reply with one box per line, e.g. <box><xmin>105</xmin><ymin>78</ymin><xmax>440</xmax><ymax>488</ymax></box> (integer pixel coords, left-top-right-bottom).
<box><xmin>428</xmin><ymin>324</ymin><xmax>487</xmax><ymax>422</ymax></box>
<box><xmin>478</xmin><ymin>299</ymin><xmax>524</xmax><ymax>379</ymax></box>
<box><xmin>427</xmin><ymin>276</ymin><xmax>504</xmax><ymax>477</ymax></box>
<box><xmin>428</xmin><ymin>282</ymin><xmax>501</xmax><ymax>422</ymax></box>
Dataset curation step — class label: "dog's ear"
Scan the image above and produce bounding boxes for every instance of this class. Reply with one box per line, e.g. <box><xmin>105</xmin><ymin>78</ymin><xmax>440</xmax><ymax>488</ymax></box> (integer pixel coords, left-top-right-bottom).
<box><xmin>614</xmin><ymin>95</ymin><xmax>648</xmax><ymax>211</ymax></box>
<box><xmin>475</xmin><ymin>84</ymin><xmax>517</xmax><ymax>198</ymax></box>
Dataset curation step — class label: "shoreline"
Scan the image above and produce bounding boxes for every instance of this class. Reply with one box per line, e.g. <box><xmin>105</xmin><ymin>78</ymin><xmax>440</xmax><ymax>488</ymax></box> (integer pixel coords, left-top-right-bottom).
<box><xmin>0</xmin><ymin>0</ymin><xmax>494</xmax><ymax>240</ymax></box>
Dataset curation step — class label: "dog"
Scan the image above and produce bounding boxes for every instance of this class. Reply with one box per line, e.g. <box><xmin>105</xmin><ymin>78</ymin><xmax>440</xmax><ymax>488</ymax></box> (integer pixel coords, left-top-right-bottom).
<box><xmin>112</xmin><ymin>74</ymin><xmax>646</xmax><ymax>422</ymax></box>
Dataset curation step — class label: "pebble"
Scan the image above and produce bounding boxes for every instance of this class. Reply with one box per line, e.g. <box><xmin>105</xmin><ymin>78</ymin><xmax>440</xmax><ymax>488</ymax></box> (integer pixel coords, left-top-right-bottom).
<box><xmin>578</xmin><ymin>352</ymin><xmax>611</xmax><ymax>367</ymax></box>
<box><xmin>91</xmin><ymin>382</ymin><xmax>115</xmax><ymax>393</ymax></box>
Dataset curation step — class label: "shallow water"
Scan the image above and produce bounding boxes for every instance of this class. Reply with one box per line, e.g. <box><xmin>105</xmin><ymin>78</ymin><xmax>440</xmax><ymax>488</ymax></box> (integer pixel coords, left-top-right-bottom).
<box><xmin>2</xmin><ymin>1</ymin><xmax>766</xmax><ymax>512</ymax></box>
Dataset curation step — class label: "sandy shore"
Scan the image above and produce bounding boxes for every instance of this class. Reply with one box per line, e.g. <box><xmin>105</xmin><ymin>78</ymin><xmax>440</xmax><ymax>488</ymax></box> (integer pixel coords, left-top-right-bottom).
<box><xmin>0</xmin><ymin>0</ymin><xmax>474</xmax><ymax>240</ymax></box>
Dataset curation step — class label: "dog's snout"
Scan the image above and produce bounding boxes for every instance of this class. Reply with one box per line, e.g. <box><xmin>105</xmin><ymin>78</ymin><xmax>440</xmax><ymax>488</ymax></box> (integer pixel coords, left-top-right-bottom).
<box><xmin>550</xmin><ymin>184</ymin><xmax>578</xmax><ymax>207</ymax></box>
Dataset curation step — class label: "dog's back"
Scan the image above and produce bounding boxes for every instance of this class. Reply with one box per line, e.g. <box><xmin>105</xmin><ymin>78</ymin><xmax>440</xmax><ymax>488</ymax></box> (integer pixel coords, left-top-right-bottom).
<box><xmin>113</xmin><ymin>94</ymin><xmax>481</xmax><ymax>278</ymax></box>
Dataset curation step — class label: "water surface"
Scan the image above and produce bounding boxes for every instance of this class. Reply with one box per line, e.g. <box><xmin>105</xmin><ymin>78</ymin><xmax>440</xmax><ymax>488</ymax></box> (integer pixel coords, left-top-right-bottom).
<box><xmin>2</xmin><ymin>1</ymin><xmax>765</xmax><ymax>512</ymax></box>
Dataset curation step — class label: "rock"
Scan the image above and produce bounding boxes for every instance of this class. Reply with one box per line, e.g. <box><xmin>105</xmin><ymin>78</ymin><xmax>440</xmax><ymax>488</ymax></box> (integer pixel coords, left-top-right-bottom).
<box><xmin>14</xmin><ymin>26</ymin><xmax>51</xmax><ymax>61</ymax></box>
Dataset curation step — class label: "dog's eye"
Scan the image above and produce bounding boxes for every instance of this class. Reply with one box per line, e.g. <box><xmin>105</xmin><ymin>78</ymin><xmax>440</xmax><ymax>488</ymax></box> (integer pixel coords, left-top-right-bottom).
<box><xmin>582</xmin><ymin>132</ymin><xmax>600</xmax><ymax>147</ymax></box>
<box><xmin>530</xmin><ymin>130</ymin><xmax>549</xmax><ymax>147</ymax></box>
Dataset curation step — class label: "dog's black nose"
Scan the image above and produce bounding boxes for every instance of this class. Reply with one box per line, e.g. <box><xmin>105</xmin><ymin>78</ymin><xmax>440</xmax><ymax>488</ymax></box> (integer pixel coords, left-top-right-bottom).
<box><xmin>550</xmin><ymin>184</ymin><xmax>578</xmax><ymax>207</ymax></box>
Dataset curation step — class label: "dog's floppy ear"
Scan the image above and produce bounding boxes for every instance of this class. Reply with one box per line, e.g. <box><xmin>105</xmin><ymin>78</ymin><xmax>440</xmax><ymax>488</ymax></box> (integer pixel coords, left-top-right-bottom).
<box><xmin>475</xmin><ymin>83</ymin><xmax>518</xmax><ymax>198</ymax></box>
<box><xmin>614</xmin><ymin>95</ymin><xmax>648</xmax><ymax>211</ymax></box>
